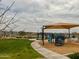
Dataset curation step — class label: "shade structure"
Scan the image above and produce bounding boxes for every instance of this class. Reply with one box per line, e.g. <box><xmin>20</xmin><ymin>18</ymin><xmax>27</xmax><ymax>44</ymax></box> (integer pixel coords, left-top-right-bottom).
<box><xmin>42</xmin><ymin>23</ymin><xmax>79</xmax><ymax>45</ymax></box>
<box><xmin>44</xmin><ymin>23</ymin><xmax>79</xmax><ymax>29</ymax></box>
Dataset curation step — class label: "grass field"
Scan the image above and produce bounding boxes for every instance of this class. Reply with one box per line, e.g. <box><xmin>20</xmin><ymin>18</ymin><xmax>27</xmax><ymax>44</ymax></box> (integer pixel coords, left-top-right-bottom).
<box><xmin>0</xmin><ymin>39</ymin><xmax>43</xmax><ymax>59</ymax></box>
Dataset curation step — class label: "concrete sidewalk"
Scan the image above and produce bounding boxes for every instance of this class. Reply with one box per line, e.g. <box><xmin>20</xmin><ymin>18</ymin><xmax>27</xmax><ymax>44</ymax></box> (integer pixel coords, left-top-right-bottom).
<box><xmin>31</xmin><ymin>40</ymin><xmax>70</xmax><ymax>59</ymax></box>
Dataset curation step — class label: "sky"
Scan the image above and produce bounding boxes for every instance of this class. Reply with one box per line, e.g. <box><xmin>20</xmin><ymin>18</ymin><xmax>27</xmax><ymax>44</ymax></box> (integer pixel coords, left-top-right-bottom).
<box><xmin>0</xmin><ymin>0</ymin><xmax>79</xmax><ymax>32</ymax></box>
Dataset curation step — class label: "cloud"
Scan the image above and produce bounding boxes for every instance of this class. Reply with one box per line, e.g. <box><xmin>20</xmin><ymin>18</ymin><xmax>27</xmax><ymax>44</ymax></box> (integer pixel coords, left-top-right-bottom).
<box><xmin>0</xmin><ymin>0</ymin><xmax>79</xmax><ymax>32</ymax></box>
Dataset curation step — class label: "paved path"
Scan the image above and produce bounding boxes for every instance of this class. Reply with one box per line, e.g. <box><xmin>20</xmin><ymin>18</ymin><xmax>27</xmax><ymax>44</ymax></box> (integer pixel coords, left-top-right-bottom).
<box><xmin>31</xmin><ymin>40</ymin><xmax>70</xmax><ymax>59</ymax></box>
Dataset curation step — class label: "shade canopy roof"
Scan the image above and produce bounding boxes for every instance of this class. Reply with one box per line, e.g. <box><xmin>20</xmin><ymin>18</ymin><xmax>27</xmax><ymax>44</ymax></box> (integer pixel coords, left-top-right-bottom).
<box><xmin>44</xmin><ymin>23</ymin><xmax>79</xmax><ymax>29</ymax></box>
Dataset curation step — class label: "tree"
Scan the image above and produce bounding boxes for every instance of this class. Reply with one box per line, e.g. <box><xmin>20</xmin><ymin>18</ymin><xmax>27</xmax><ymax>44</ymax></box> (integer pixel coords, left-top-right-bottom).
<box><xmin>0</xmin><ymin>1</ymin><xmax>19</xmax><ymax>37</ymax></box>
<box><xmin>18</xmin><ymin>31</ymin><xmax>26</xmax><ymax>36</ymax></box>
<box><xmin>0</xmin><ymin>1</ymin><xmax>16</xmax><ymax>31</ymax></box>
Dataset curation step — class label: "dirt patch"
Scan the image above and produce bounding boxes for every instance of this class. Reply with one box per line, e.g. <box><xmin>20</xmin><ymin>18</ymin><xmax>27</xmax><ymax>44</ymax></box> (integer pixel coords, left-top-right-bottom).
<box><xmin>39</xmin><ymin>40</ymin><xmax>79</xmax><ymax>55</ymax></box>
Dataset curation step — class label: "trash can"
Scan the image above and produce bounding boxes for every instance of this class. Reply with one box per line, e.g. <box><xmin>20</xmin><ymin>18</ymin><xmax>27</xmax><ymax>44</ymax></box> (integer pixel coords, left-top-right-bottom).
<box><xmin>55</xmin><ymin>34</ymin><xmax>65</xmax><ymax>46</ymax></box>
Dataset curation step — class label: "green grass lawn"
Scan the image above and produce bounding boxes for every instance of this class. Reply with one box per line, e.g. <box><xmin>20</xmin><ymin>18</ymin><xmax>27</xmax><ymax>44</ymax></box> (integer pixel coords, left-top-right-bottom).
<box><xmin>0</xmin><ymin>39</ymin><xmax>43</xmax><ymax>59</ymax></box>
<box><xmin>68</xmin><ymin>53</ymin><xmax>79</xmax><ymax>59</ymax></box>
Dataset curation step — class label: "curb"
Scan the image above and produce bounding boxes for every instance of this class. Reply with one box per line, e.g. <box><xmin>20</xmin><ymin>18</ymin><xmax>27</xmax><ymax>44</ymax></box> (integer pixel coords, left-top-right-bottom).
<box><xmin>31</xmin><ymin>40</ymin><xmax>70</xmax><ymax>59</ymax></box>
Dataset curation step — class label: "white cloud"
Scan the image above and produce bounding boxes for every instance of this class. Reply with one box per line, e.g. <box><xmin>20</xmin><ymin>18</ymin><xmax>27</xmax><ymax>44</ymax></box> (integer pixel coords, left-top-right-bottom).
<box><xmin>0</xmin><ymin>0</ymin><xmax>79</xmax><ymax>32</ymax></box>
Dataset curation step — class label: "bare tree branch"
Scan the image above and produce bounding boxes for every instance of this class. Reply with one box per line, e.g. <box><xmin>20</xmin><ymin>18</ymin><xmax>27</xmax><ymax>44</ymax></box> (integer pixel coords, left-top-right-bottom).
<box><xmin>0</xmin><ymin>1</ymin><xmax>15</xmax><ymax>17</ymax></box>
<box><xmin>1</xmin><ymin>13</ymin><xmax>17</xmax><ymax>30</ymax></box>
<box><xmin>0</xmin><ymin>0</ymin><xmax>19</xmax><ymax>37</ymax></box>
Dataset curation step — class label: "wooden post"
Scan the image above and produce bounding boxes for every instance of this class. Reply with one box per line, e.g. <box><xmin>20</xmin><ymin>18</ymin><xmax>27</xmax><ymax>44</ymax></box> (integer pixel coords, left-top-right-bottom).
<box><xmin>42</xmin><ymin>26</ymin><xmax>44</xmax><ymax>45</ymax></box>
<box><xmin>68</xmin><ymin>28</ymin><xmax>70</xmax><ymax>38</ymax></box>
<box><xmin>37</xmin><ymin>33</ymin><xmax>39</xmax><ymax>40</ymax></box>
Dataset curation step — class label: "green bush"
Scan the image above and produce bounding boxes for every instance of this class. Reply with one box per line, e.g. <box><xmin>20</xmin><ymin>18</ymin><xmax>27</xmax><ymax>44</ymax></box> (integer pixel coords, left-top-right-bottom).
<box><xmin>68</xmin><ymin>53</ymin><xmax>79</xmax><ymax>59</ymax></box>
